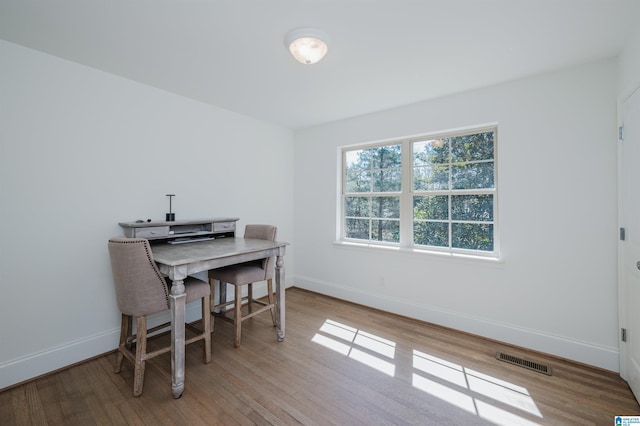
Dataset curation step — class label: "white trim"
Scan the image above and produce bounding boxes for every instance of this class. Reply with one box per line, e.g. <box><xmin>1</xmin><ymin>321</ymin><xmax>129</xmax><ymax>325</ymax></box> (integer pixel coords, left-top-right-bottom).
<box><xmin>340</xmin><ymin>124</ymin><xmax>498</xmax><ymax>256</ymax></box>
<box><xmin>0</xmin><ymin>328</ymin><xmax>119</xmax><ymax>390</ymax></box>
<box><xmin>617</xmin><ymin>84</ymin><xmax>640</xmax><ymax>386</ymax></box>
<box><xmin>621</xmin><ymin>85</ymin><xmax>640</xmax><ymax>105</ymax></box>
<box><xmin>334</xmin><ymin>240</ymin><xmax>502</xmax><ymax>263</ymax></box>
<box><xmin>617</xmin><ymin>91</ymin><xmax>627</xmax><ymax>380</ymax></box>
<box><xmin>295</xmin><ymin>275</ymin><xmax>619</xmax><ymax>372</ymax></box>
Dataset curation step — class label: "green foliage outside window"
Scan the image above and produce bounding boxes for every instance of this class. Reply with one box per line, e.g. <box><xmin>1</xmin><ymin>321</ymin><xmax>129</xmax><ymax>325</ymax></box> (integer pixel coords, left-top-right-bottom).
<box><xmin>413</xmin><ymin>131</ymin><xmax>495</xmax><ymax>251</ymax></box>
<box><xmin>344</xmin><ymin>144</ymin><xmax>401</xmax><ymax>243</ymax></box>
<box><xmin>343</xmin><ymin>129</ymin><xmax>496</xmax><ymax>253</ymax></box>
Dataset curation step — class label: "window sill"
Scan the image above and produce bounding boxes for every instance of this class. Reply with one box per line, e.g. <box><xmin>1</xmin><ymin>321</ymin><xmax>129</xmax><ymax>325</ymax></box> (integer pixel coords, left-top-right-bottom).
<box><xmin>333</xmin><ymin>240</ymin><xmax>503</xmax><ymax>264</ymax></box>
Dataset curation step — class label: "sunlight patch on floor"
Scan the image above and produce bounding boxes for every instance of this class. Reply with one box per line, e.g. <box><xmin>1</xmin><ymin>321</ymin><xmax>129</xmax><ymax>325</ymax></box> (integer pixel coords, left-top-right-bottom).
<box><xmin>466</xmin><ymin>367</ymin><xmax>541</xmax><ymax>416</ymax></box>
<box><xmin>412</xmin><ymin>350</ymin><xmax>543</xmax><ymax>425</ymax></box>
<box><xmin>311</xmin><ymin>319</ymin><xmax>544</xmax><ymax>425</ymax></box>
<box><xmin>312</xmin><ymin>319</ymin><xmax>396</xmax><ymax>376</ymax></box>
<box><xmin>311</xmin><ymin>333</ymin><xmax>351</xmax><ymax>356</ymax></box>
<box><xmin>412</xmin><ymin>372</ymin><xmax>476</xmax><ymax>413</ymax></box>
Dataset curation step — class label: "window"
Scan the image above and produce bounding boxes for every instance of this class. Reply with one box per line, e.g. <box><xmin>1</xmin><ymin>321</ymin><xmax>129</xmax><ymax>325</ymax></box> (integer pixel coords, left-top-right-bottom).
<box><xmin>341</xmin><ymin>126</ymin><xmax>497</xmax><ymax>256</ymax></box>
<box><xmin>344</xmin><ymin>144</ymin><xmax>402</xmax><ymax>243</ymax></box>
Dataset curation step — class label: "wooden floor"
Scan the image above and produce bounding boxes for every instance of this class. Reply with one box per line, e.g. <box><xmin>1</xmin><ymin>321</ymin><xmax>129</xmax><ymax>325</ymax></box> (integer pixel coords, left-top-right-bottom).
<box><xmin>2</xmin><ymin>287</ymin><xmax>639</xmax><ymax>425</ymax></box>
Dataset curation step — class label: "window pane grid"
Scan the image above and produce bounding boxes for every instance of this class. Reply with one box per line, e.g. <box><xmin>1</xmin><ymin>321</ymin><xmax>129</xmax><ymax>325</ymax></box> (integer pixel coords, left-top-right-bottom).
<box><xmin>343</xmin><ymin>143</ymin><xmax>402</xmax><ymax>244</ymax></box>
<box><xmin>343</xmin><ymin>192</ymin><xmax>401</xmax><ymax>243</ymax></box>
<box><xmin>410</xmin><ymin>129</ymin><xmax>495</xmax><ymax>252</ymax></box>
<box><xmin>342</xmin><ymin>127</ymin><xmax>496</xmax><ymax>255</ymax></box>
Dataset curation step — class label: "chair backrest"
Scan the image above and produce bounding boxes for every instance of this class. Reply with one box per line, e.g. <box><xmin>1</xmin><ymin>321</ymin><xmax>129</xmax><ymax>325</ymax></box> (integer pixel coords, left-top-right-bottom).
<box><xmin>244</xmin><ymin>225</ymin><xmax>277</xmax><ymax>279</ymax></box>
<box><xmin>108</xmin><ymin>237</ymin><xmax>170</xmax><ymax>317</ymax></box>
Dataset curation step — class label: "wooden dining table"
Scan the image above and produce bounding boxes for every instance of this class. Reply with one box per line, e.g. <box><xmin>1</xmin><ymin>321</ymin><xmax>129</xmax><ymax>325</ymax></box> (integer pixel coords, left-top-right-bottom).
<box><xmin>151</xmin><ymin>237</ymin><xmax>288</xmax><ymax>398</ymax></box>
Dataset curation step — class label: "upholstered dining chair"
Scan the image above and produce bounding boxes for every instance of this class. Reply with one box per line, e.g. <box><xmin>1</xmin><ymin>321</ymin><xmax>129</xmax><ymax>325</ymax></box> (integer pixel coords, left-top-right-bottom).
<box><xmin>208</xmin><ymin>224</ymin><xmax>277</xmax><ymax>347</ymax></box>
<box><xmin>108</xmin><ymin>237</ymin><xmax>212</xmax><ymax>397</ymax></box>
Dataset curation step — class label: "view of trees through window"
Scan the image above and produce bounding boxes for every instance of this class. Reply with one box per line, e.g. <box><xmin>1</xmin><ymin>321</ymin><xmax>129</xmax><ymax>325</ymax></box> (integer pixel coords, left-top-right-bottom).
<box><xmin>344</xmin><ymin>144</ymin><xmax>402</xmax><ymax>243</ymax></box>
<box><xmin>343</xmin><ymin>128</ymin><xmax>496</xmax><ymax>253</ymax></box>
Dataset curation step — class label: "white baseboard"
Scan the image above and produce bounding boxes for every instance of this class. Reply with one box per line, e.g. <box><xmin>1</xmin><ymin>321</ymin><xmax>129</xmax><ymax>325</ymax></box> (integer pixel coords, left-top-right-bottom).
<box><xmin>294</xmin><ymin>275</ymin><xmax>620</xmax><ymax>372</ymax></box>
<box><xmin>3</xmin><ymin>277</ymin><xmax>618</xmax><ymax>390</ymax></box>
<box><xmin>0</xmin><ymin>328</ymin><xmax>119</xmax><ymax>390</ymax></box>
<box><xmin>0</xmin><ymin>302</ymin><xmax>205</xmax><ymax>390</ymax></box>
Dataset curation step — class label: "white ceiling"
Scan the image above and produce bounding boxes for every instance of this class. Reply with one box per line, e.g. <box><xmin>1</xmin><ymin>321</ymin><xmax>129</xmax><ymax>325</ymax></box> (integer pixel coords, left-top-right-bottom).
<box><xmin>1</xmin><ymin>0</ymin><xmax>638</xmax><ymax>129</ymax></box>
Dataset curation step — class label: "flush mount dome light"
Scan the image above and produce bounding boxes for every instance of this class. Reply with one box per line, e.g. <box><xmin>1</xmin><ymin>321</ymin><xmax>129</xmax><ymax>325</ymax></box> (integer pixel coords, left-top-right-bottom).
<box><xmin>285</xmin><ymin>27</ymin><xmax>330</xmax><ymax>65</ymax></box>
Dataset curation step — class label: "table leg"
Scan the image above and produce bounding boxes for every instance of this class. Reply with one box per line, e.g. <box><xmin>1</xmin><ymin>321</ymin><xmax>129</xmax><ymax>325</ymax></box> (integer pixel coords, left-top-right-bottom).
<box><xmin>275</xmin><ymin>255</ymin><xmax>285</xmax><ymax>341</ymax></box>
<box><xmin>169</xmin><ymin>280</ymin><xmax>186</xmax><ymax>399</ymax></box>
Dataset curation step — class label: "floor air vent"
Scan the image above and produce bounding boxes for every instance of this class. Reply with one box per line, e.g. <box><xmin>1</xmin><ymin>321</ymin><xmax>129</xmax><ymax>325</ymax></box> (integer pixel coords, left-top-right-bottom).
<box><xmin>496</xmin><ymin>352</ymin><xmax>552</xmax><ymax>375</ymax></box>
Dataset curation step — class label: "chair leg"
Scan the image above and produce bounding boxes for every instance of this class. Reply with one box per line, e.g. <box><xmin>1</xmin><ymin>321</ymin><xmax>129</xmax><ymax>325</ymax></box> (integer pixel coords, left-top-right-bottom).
<box><xmin>234</xmin><ymin>285</ymin><xmax>242</xmax><ymax>347</ymax></box>
<box><xmin>248</xmin><ymin>283</ymin><xmax>253</xmax><ymax>313</ymax></box>
<box><xmin>133</xmin><ymin>316</ymin><xmax>147</xmax><ymax>397</ymax></box>
<box><xmin>115</xmin><ymin>313</ymin><xmax>128</xmax><ymax>373</ymax></box>
<box><xmin>209</xmin><ymin>278</ymin><xmax>216</xmax><ymax>314</ymax></box>
<box><xmin>267</xmin><ymin>278</ymin><xmax>276</xmax><ymax>326</ymax></box>
<box><xmin>201</xmin><ymin>297</ymin><xmax>212</xmax><ymax>363</ymax></box>
<box><xmin>219</xmin><ymin>280</ymin><xmax>227</xmax><ymax>312</ymax></box>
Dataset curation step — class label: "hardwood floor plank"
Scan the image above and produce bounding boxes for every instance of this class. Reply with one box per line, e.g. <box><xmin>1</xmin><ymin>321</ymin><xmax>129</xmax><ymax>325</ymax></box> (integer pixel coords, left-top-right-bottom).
<box><xmin>0</xmin><ymin>386</ymin><xmax>17</xmax><ymax>425</ymax></box>
<box><xmin>3</xmin><ymin>288</ymin><xmax>638</xmax><ymax>425</ymax></box>
<box><xmin>10</xmin><ymin>387</ymin><xmax>31</xmax><ymax>425</ymax></box>
<box><xmin>208</xmin><ymin>344</ymin><xmax>322</xmax><ymax>425</ymax></box>
<box><xmin>24</xmin><ymin>382</ymin><xmax>47</xmax><ymax>426</ymax></box>
<box><xmin>50</xmin><ymin>368</ymin><xmax>95</xmax><ymax>425</ymax></box>
<box><xmin>36</xmin><ymin>374</ymin><xmax>70</xmax><ymax>425</ymax></box>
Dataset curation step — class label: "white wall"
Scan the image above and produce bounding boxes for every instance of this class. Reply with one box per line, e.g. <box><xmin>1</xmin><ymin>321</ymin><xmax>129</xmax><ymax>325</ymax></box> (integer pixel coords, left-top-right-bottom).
<box><xmin>0</xmin><ymin>34</ymin><xmax>626</xmax><ymax>389</ymax></box>
<box><xmin>293</xmin><ymin>59</ymin><xmax>619</xmax><ymax>370</ymax></box>
<box><xmin>619</xmin><ymin>25</ymin><xmax>640</xmax><ymax>100</ymax></box>
<box><xmin>0</xmin><ymin>40</ymin><xmax>294</xmax><ymax>389</ymax></box>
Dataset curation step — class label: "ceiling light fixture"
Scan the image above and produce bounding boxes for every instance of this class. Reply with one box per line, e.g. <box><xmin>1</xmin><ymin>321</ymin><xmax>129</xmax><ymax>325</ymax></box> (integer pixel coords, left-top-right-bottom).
<box><xmin>285</xmin><ymin>27</ymin><xmax>330</xmax><ymax>65</ymax></box>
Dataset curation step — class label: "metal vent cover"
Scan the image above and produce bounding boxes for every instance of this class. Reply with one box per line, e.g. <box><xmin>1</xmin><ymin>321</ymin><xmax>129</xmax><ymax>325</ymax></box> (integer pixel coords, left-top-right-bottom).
<box><xmin>496</xmin><ymin>352</ymin><xmax>552</xmax><ymax>375</ymax></box>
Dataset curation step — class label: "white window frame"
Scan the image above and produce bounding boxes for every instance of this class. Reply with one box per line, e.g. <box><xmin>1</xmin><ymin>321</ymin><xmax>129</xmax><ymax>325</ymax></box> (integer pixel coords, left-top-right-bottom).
<box><xmin>339</xmin><ymin>124</ymin><xmax>499</xmax><ymax>258</ymax></box>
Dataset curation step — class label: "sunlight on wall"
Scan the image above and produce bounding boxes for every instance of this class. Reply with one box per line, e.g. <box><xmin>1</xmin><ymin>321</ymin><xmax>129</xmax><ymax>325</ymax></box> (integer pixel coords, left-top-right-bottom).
<box><xmin>312</xmin><ymin>319</ymin><xmax>544</xmax><ymax>426</ymax></box>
